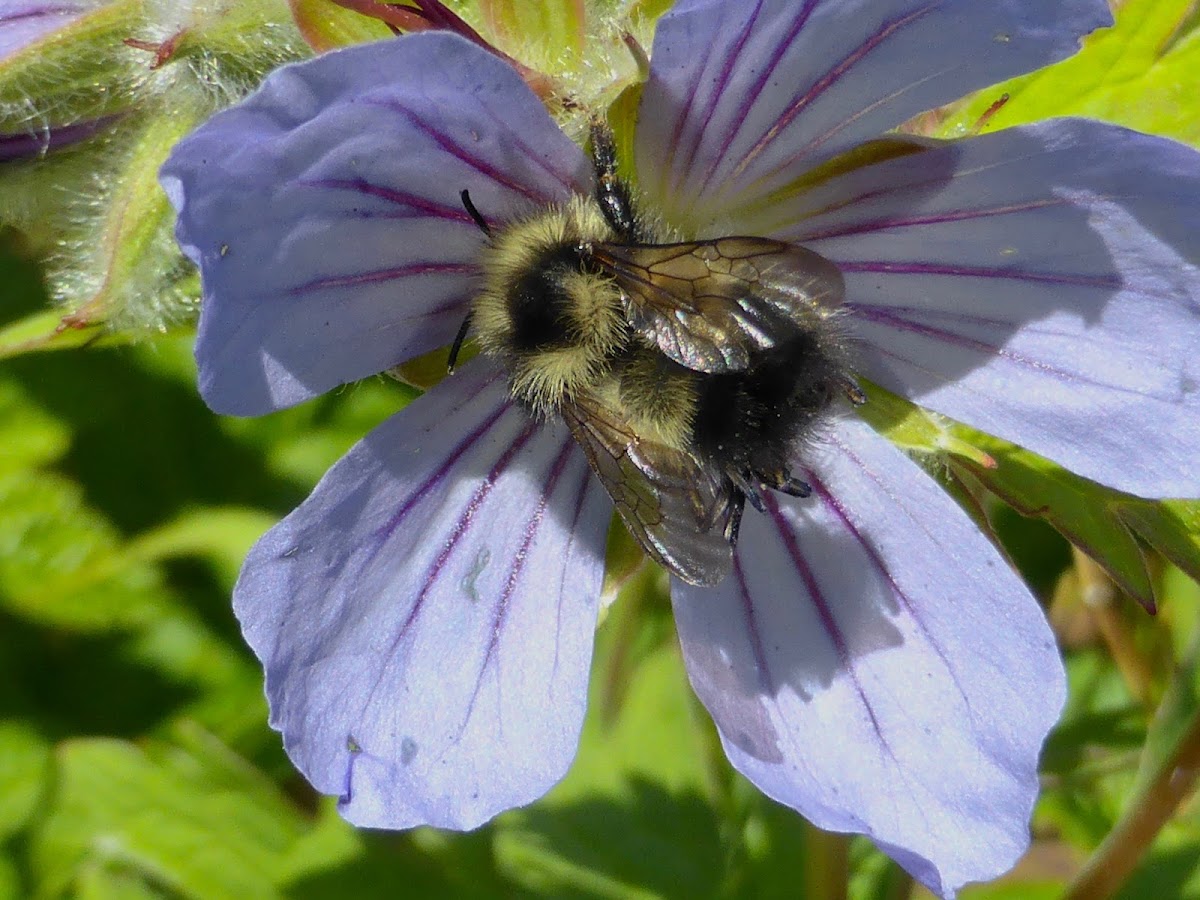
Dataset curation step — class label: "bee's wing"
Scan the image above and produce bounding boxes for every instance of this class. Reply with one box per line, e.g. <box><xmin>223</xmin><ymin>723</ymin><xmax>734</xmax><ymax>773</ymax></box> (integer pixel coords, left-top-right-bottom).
<box><xmin>561</xmin><ymin>395</ymin><xmax>739</xmax><ymax>587</ymax></box>
<box><xmin>593</xmin><ymin>238</ymin><xmax>844</xmax><ymax>373</ymax></box>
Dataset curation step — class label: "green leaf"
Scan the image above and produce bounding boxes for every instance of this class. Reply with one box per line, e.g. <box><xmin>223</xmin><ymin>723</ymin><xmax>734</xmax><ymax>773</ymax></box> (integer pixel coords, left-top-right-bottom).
<box><xmin>0</xmin><ymin>378</ymin><xmax>69</xmax><ymax>473</ymax></box>
<box><xmin>0</xmin><ymin>721</ymin><xmax>51</xmax><ymax>840</ymax></box>
<box><xmin>123</xmin><ymin>507</ymin><xmax>276</xmax><ymax>586</ymax></box>
<box><xmin>848</xmin><ymin>837</ymin><xmax>917</xmax><ymax>900</ymax></box>
<box><xmin>554</xmin><ymin>619</ymin><xmax>710</xmax><ymax>803</ymax></box>
<box><xmin>162</xmin><ymin>0</ymin><xmax>312</xmax><ymax>86</ymax></box>
<box><xmin>287</xmin><ymin>824</ymin><xmax>511</xmax><ymax>899</ymax></box>
<box><xmin>1039</xmin><ymin>648</ymin><xmax>1146</xmax><ymax>850</ymax></box>
<box><xmin>31</xmin><ymin>733</ymin><xmax>309</xmax><ymax>899</ymax></box>
<box><xmin>628</xmin><ymin>0</ymin><xmax>676</xmax><ymax>28</ymax></box>
<box><xmin>852</xmin><ymin>381</ymin><xmax>997</xmax><ymax>469</ymax></box>
<box><xmin>1057</xmin><ymin>597</ymin><xmax>1200</xmax><ymax>898</ymax></box>
<box><xmin>74</xmin><ymin>866</ymin><xmax>166</xmax><ymax>900</ymax></box>
<box><xmin>1114</xmin><ymin>825</ymin><xmax>1200</xmax><ymax>899</ymax></box>
<box><xmin>1117</xmin><ymin>501</ymin><xmax>1200</xmax><ymax>589</ymax></box>
<box><xmin>940</xmin><ymin>0</ymin><xmax>1200</xmax><ymax>146</ymax></box>
<box><xmin>0</xmin><ymin>471</ymin><xmax>169</xmax><ymax>631</ymax></box>
<box><xmin>0</xmin><ymin>854</ymin><xmax>20</xmax><ymax>900</ymax></box>
<box><xmin>274</xmin><ymin>800</ymin><xmax>362</xmax><ymax>891</ymax></box>
<box><xmin>219</xmin><ymin>378</ymin><xmax>406</xmax><ymax>488</ymax></box>
<box><xmin>947</xmin><ymin>426</ymin><xmax>1156</xmax><ymax>611</ymax></box>
<box><xmin>1159</xmin><ymin>566</ymin><xmax>1200</xmax><ymax>661</ymax></box>
<box><xmin>962</xmin><ymin>882</ymin><xmax>1065</xmax><ymax>900</ymax></box>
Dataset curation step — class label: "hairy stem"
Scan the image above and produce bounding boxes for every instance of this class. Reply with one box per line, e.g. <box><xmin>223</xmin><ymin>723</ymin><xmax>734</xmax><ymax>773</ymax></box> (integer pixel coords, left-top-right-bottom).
<box><xmin>1063</xmin><ymin>711</ymin><xmax>1200</xmax><ymax>899</ymax></box>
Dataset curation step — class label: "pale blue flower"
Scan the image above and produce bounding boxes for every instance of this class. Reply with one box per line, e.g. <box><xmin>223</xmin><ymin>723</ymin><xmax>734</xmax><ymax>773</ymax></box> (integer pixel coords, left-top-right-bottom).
<box><xmin>161</xmin><ymin>1</ymin><xmax>1200</xmax><ymax>895</ymax></box>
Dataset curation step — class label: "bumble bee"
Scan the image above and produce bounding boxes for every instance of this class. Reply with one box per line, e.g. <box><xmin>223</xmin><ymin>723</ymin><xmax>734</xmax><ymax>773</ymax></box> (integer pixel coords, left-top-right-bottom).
<box><xmin>453</xmin><ymin>124</ymin><xmax>856</xmax><ymax>586</ymax></box>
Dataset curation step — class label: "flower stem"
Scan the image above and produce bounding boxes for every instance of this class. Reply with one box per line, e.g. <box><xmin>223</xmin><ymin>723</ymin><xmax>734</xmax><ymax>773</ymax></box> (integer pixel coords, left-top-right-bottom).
<box><xmin>1062</xmin><ymin>709</ymin><xmax>1200</xmax><ymax>899</ymax></box>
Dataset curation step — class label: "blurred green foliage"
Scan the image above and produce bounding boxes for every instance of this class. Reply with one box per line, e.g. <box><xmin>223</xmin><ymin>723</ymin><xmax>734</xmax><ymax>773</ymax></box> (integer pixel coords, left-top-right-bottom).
<box><xmin>2</xmin><ymin>1</ymin><xmax>1200</xmax><ymax>898</ymax></box>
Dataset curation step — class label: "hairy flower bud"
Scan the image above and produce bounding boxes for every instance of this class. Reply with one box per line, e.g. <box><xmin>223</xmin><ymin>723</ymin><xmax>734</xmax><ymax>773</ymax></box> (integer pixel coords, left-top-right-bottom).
<box><xmin>0</xmin><ymin>0</ymin><xmax>309</xmax><ymax>339</ymax></box>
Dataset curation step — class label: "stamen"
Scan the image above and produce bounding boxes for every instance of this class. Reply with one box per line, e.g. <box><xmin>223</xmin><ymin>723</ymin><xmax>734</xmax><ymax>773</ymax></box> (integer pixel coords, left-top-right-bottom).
<box><xmin>622</xmin><ymin>32</ymin><xmax>651</xmax><ymax>81</ymax></box>
<box><xmin>972</xmin><ymin>93</ymin><xmax>1010</xmax><ymax>133</ymax></box>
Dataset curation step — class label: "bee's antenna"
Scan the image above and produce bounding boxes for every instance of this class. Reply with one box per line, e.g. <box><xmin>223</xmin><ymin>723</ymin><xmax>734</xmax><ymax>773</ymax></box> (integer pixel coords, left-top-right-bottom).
<box><xmin>447</xmin><ymin>312</ymin><xmax>472</xmax><ymax>373</ymax></box>
<box><xmin>448</xmin><ymin>189</ymin><xmax>489</xmax><ymax>373</ymax></box>
<box><xmin>460</xmin><ymin>189</ymin><xmax>491</xmax><ymax>236</ymax></box>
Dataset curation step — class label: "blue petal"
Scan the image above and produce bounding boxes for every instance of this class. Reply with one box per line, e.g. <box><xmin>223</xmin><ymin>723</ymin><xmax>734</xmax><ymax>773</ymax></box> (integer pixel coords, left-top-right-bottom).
<box><xmin>235</xmin><ymin>359</ymin><xmax>611</xmax><ymax>828</ymax></box>
<box><xmin>161</xmin><ymin>33</ymin><xmax>591</xmax><ymax>416</ymax></box>
<box><xmin>777</xmin><ymin>120</ymin><xmax>1200</xmax><ymax>498</ymax></box>
<box><xmin>673</xmin><ymin>416</ymin><xmax>1064</xmax><ymax>897</ymax></box>
<box><xmin>0</xmin><ymin>2</ymin><xmax>85</xmax><ymax>61</ymax></box>
<box><xmin>636</xmin><ymin>0</ymin><xmax>1111</xmax><ymax>230</ymax></box>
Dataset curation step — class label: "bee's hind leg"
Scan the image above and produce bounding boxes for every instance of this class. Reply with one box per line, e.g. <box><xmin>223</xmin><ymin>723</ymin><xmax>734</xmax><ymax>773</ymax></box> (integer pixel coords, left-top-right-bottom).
<box><xmin>841</xmin><ymin>376</ymin><xmax>867</xmax><ymax>406</ymax></box>
<box><xmin>724</xmin><ymin>490</ymin><xmax>746</xmax><ymax>544</ymax></box>
<box><xmin>755</xmin><ymin>465</ymin><xmax>813</xmax><ymax>501</ymax></box>
<box><xmin>588</xmin><ymin>117</ymin><xmax>642</xmax><ymax>241</ymax></box>
<box><xmin>775</xmin><ymin>474</ymin><xmax>813</xmax><ymax>499</ymax></box>
<box><xmin>729</xmin><ymin>469</ymin><xmax>769</xmax><ymax>514</ymax></box>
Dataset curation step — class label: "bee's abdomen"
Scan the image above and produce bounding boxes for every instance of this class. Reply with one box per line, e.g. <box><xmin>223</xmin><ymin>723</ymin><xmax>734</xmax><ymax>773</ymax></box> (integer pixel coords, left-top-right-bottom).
<box><xmin>691</xmin><ymin>330</ymin><xmax>845</xmax><ymax>479</ymax></box>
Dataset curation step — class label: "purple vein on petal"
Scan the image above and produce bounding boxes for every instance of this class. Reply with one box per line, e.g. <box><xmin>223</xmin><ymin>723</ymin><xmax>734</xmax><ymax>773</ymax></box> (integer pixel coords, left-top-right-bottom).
<box><xmin>474</xmin><ymin>103</ymin><xmax>585</xmax><ymax>199</ymax></box>
<box><xmin>364</xmin><ymin>98</ymin><xmax>566</xmax><ymax>205</ymax></box>
<box><xmin>782</xmin><ymin>149</ymin><xmax>1064</xmax><ymax>230</ymax></box>
<box><xmin>776</xmin><ymin>164</ymin><xmax>973</xmax><ymax>233</ymax></box>
<box><xmin>764</xmin><ymin>494</ymin><xmax>896</xmax><ymax>758</ymax></box>
<box><xmin>298</xmin><ymin>178</ymin><xmax>478</xmax><ymax>226</ymax></box>
<box><xmin>321</xmin><ymin>375</ymin><xmax>507</xmax><ymax>590</ymax></box>
<box><xmin>551</xmin><ymin>448</ymin><xmax>600</xmax><ymax>681</ymax></box>
<box><xmin>671</xmin><ymin>0</ymin><xmax>767</xmax><ymax>197</ymax></box>
<box><xmin>726</xmin><ymin>3</ymin><xmax>938</xmax><ymax>186</ymax></box>
<box><xmin>764</xmin><ymin>496</ymin><xmax>850</xmax><ymax>667</ymax></box>
<box><xmin>796</xmin><ymin>199</ymin><xmax>1063</xmax><ymax>242</ymax></box>
<box><xmin>731</xmin><ymin>553</ymin><xmax>778</xmax><ymax>697</ymax></box>
<box><xmin>359</xmin><ymin>406</ymin><xmax>536</xmax><ymax>713</ymax></box>
<box><xmin>838</xmin><ymin>260</ymin><xmax>1122</xmax><ymax>288</ymax></box>
<box><xmin>286</xmin><ymin>261</ymin><xmax>477</xmax><ymax>295</ymax></box>
<box><xmin>692</xmin><ymin>0</ymin><xmax>817</xmax><ymax>199</ymax></box>
<box><xmin>776</xmin><ymin>72</ymin><xmax>943</xmax><ymax>180</ymax></box>
<box><xmin>0</xmin><ymin>114</ymin><xmax>122</xmax><ymax>161</ymax></box>
<box><xmin>373</xmin><ymin>376</ymin><xmax>508</xmax><ymax>550</ymax></box>
<box><xmin>658</xmin><ymin>8</ymin><xmax>727</xmax><ymax>204</ymax></box>
<box><xmin>0</xmin><ymin>5</ymin><xmax>79</xmax><ymax>24</ymax></box>
<box><xmin>464</xmin><ymin>434</ymin><xmax>578</xmax><ymax>727</ymax></box>
<box><xmin>807</xmin><ymin>469</ymin><xmax>971</xmax><ymax>709</ymax></box>
<box><xmin>409</xmin><ymin>418</ymin><xmax>539</xmax><ymax>619</ymax></box>
<box><xmin>850</xmin><ymin>302</ymin><xmax>1024</xmax><ymax>333</ymax></box>
<box><xmin>849</xmin><ymin>303</ymin><xmax>1149</xmax><ymax>393</ymax></box>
